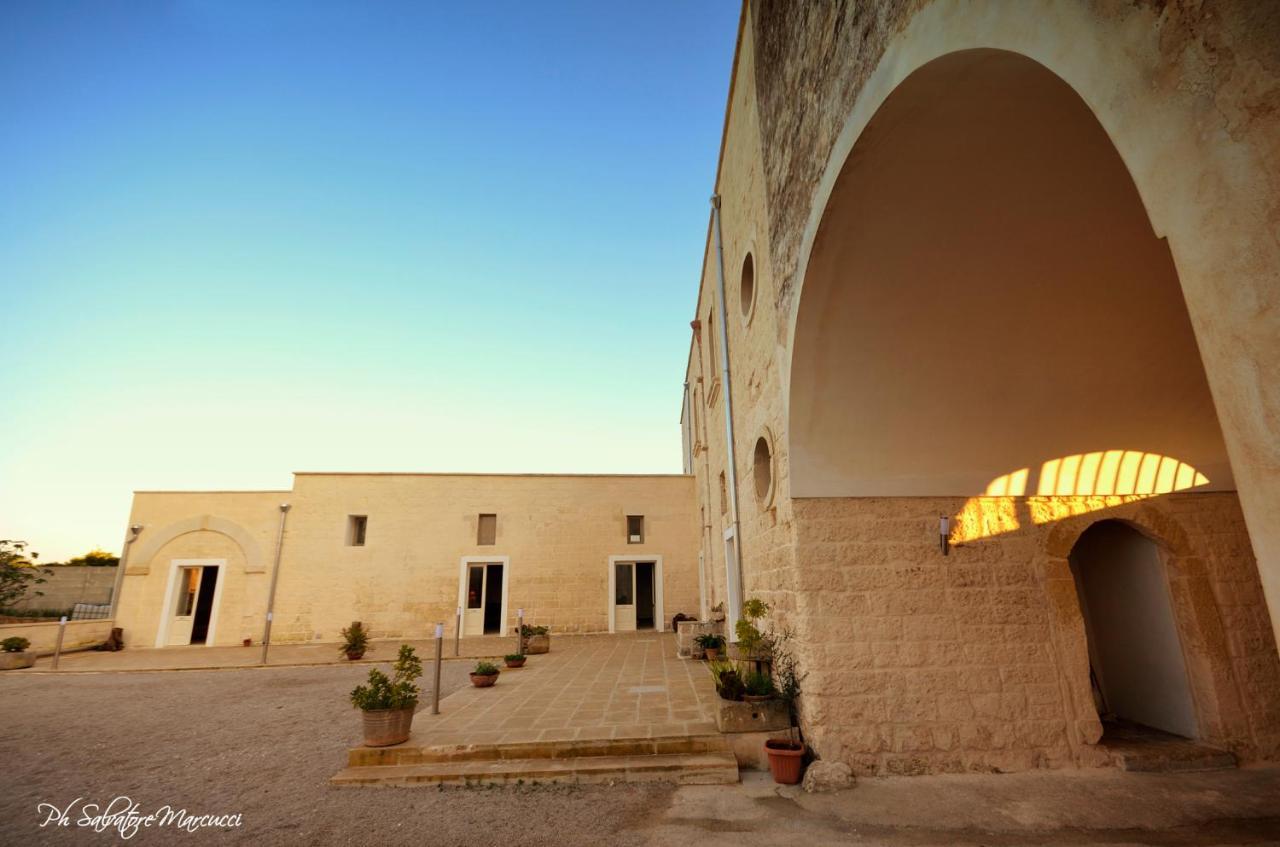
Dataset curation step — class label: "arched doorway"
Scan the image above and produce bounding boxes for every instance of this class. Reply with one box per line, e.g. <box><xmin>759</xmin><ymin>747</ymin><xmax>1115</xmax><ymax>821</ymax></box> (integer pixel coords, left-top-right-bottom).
<box><xmin>1069</xmin><ymin>521</ymin><xmax>1197</xmax><ymax>739</ymax></box>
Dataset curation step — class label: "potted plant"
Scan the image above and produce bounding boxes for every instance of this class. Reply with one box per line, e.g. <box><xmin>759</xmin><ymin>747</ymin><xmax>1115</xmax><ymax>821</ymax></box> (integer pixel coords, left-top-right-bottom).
<box><xmin>765</xmin><ymin>628</ymin><xmax>806</xmax><ymax>784</ymax></box>
<box><xmin>733</xmin><ymin>598</ymin><xmax>772</xmax><ymax>664</ymax></box>
<box><xmin>695</xmin><ymin>633</ymin><xmax>725</xmax><ymax>660</ymax></box>
<box><xmin>504</xmin><ymin>653</ymin><xmax>526</xmax><ymax>669</ymax></box>
<box><xmin>520</xmin><ymin>624</ymin><xmax>550</xmax><ymax>654</ymax></box>
<box><xmin>743</xmin><ymin>668</ymin><xmax>776</xmax><ymax>703</ymax></box>
<box><xmin>0</xmin><ymin>636</ymin><xmax>35</xmax><ymax>671</ymax></box>
<box><xmin>340</xmin><ymin>621</ymin><xmax>369</xmax><ymax>660</ymax></box>
<box><xmin>349</xmin><ymin>644</ymin><xmax>422</xmax><ymax>747</ymax></box>
<box><xmin>470</xmin><ymin>660</ymin><xmax>500</xmax><ymax>687</ymax></box>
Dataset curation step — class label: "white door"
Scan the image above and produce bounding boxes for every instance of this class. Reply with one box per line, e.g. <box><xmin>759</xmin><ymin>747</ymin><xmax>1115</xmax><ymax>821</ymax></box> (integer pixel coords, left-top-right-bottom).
<box><xmin>614</xmin><ymin>562</ymin><xmax>636</xmax><ymax>631</ymax></box>
<box><xmin>167</xmin><ymin>566</ymin><xmax>202</xmax><ymax>646</ymax></box>
<box><xmin>463</xmin><ymin>563</ymin><xmax>506</xmax><ymax>636</ymax></box>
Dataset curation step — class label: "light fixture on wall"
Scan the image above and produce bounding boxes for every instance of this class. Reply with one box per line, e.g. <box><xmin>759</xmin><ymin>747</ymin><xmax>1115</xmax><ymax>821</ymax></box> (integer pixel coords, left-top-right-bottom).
<box><xmin>939</xmin><ymin>515</ymin><xmax>951</xmax><ymax>556</ymax></box>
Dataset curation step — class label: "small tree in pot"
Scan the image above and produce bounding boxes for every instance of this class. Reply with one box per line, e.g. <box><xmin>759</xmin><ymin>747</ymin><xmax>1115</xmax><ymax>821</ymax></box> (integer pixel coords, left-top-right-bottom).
<box><xmin>350</xmin><ymin>644</ymin><xmax>422</xmax><ymax>747</ymax></box>
<box><xmin>764</xmin><ymin>628</ymin><xmax>806</xmax><ymax>784</ymax></box>
<box><xmin>340</xmin><ymin>621</ymin><xmax>369</xmax><ymax>660</ymax></box>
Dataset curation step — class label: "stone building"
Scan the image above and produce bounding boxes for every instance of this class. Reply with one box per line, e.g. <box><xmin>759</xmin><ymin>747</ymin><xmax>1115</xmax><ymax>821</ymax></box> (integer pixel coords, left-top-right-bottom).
<box><xmin>114</xmin><ymin>473</ymin><xmax>700</xmax><ymax>648</ymax></box>
<box><xmin>681</xmin><ymin>1</ymin><xmax>1280</xmax><ymax>772</ymax></box>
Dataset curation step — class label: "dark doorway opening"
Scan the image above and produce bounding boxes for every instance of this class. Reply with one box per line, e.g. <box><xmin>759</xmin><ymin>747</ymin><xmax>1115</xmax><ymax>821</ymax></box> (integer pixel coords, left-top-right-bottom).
<box><xmin>635</xmin><ymin>561</ymin><xmax>655</xmax><ymax>630</ymax></box>
<box><xmin>483</xmin><ymin>563</ymin><xmax>503</xmax><ymax>635</ymax></box>
<box><xmin>189</xmin><ymin>566</ymin><xmax>219</xmax><ymax>644</ymax></box>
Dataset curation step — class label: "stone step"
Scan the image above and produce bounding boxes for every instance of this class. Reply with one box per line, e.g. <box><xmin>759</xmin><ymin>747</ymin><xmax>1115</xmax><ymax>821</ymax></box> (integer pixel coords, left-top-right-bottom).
<box><xmin>331</xmin><ymin>751</ymin><xmax>740</xmax><ymax>787</ymax></box>
<box><xmin>349</xmin><ymin>732</ymin><xmax>730</xmax><ymax>767</ymax></box>
<box><xmin>1109</xmin><ymin>743</ymin><xmax>1238</xmax><ymax>773</ymax></box>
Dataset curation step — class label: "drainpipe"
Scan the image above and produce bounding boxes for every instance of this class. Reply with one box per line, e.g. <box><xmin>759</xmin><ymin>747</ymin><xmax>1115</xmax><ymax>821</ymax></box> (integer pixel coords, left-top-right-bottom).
<box><xmin>107</xmin><ymin>524</ymin><xmax>144</xmax><ymax>621</ymax></box>
<box><xmin>710</xmin><ymin>194</ymin><xmax>746</xmax><ymax>636</ymax></box>
<box><xmin>259</xmin><ymin>503</ymin><xmax>291</xmax><ymax>665</ymax></box>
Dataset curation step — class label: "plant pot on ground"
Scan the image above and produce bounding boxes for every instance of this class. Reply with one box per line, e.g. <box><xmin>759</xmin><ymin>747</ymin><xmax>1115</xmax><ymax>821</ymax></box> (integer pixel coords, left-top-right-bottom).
<box><xmin>504</xmin><ymin>653</ymin><xmax>526</xmax><ymax>668</ymax></box>
<box><xmin>471</xmin><ymin>660</ymin><xmax>500</xmax><ymax>687</ymax></box>
<box><xmin>0</xmin><ymin>637</ymin><xmax>35</xmax><ymax>671</ymax></box>
<box><xmin>350</xmin><ymin>644</ymin><xmax>423</xmax><ymax>747</ymax></box>
<box><xmin>765</xmin><ymin>739</ymin><xmax>805</xmax><ymax>784</ymax></box>
<box><xmin>340</xmin><ymin>621</ymin><xmax>369</xmax><ymax>661</ymax></box>
<box><xmin>694</xmin><ymin>633</ymin><xmax>725</xmax><ymax>661</ymax></box>
<box><xmin>521</xmin><ymin>624</ymin><xmax>550</xmax><ymax>654</ymax></box>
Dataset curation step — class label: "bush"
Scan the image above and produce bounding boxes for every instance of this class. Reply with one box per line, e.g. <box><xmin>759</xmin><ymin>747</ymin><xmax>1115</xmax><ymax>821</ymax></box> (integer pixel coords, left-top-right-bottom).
<box><xmin>504</xmin><ymin>653</ymin><xmax>525</xmax><ymax>662</ymax></box>
<box><xmin>519</xmin><ymin>624</ymin><xmax>548</xmax><ymax>637</ymax></box>
<box><xmin>339</xmin><ymin>621</ymin><xmax>369</xmax><ymax>657</ymax></box>
<box><xmin>743</xmin><ymin>669</ymin><xmax>776</xmax><ymax>697</ymax></box>
<box><xmin>694</xmin><ymin>633</ymin><xmax>724</xmax><ymax>650</ymax></box>
<box><xmin>349</xmin><ymin>645</ymin><xmax>422</xmax><ymax>711</ymax></box>
<box><xmin>2</xmin><ymin>636</ymin><xmax>30</xmax><ymax>653</ymax></box>
<box><xmin>472</xmin><ymin>661</ymin><xmax>500</xmax><ymax>675</ymax></box>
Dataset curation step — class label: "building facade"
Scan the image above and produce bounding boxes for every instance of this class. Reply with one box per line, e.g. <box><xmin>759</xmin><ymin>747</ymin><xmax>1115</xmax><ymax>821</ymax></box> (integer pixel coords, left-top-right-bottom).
<box><xmin>115</xmin><ymin>474</ymin><xmax>701</xmax><ymax>649</ymax></box>
<box><xmin>682</xmin><ymin>1</ymin><xmax>1280</xmax><ymax>773</ymax></box>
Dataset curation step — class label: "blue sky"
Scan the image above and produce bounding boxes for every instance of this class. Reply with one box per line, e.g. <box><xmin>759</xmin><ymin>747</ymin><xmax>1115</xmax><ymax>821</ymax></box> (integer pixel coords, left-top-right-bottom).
<box><xmin>0</xmin><ymin>1</ymin><xmax>739</xmax><ymax>561</ymax></box>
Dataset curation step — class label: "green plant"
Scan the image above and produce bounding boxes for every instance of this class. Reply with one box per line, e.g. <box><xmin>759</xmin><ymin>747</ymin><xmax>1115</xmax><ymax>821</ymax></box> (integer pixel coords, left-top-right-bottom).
<box><xmin>339</xmin><ymin>621</ymin><xmax>369</xmax><ymax>657</ymax></box>
<box><xmin>707</xmin><ymin>658</ymin><xmax>745</xmax><ymax>701</ymax></box>
<box><xmin>473</xmin><ymin>661</ymin><xmax>500</xmax><ymax>675</ymax></box>
<box><xmin>743</xmin><ymin>669</ymin><xmax>776</xmax><ymax>697</ymax></box>
<box><xmin>694</xmin><ymin>633</ymin><xmax>724</xmax><ymax>650</ymax></box>
<box><xmin>0</xmin><ymin>540</ymin><xmax>49</xmax><ymax>609</ymax></box>
<box><xmin>735</xmin><ymin>597</ymin><xmax>770</xmax><ymax>657</ymax></box>
<box><xmin>349</xmin><ymin>644</ymin><xmax>422</xmax><ymax>711</ymax></box>
<box><xmin>2</xmin><ymin>636</ymin><xmax>30</xmax><ymax>653</ymax></box>
<box><xmin>504</xmin><ymin>653</ymin><xmax>525</xmax><ymax>662</ymax></box>
<box><xmin>519</xmin><ymin>624</ymin><xmax>548</xmax><ymax>637</ymax></box>
<box><xmin>769</xmin><ymin>627</ymin><xmax>806</xmax><ymax>745</ymax></box>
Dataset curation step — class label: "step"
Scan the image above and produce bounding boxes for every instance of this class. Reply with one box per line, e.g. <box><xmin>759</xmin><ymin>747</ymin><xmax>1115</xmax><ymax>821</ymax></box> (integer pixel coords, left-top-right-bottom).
<box><xmin>349</xmin><ymin>732</ymin><xmax>730</xmax><ymax>767</ymax></box>
<box><xmin>1108</xmin><ymin>743</ymin><xmax>1238</xmax><ymax>773</ymax></box>
<box><xmin>331</xmin><ymin>751</ymin><xmax>740</xmax><ymax>787</ymax></box>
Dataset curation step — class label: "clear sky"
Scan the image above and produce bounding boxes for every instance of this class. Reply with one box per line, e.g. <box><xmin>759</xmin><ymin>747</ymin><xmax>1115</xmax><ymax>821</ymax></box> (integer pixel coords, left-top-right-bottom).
<box><xmin>0</xmin><ymin>1</ymin><xmax>740</xmax><ymax>562</ymax></box>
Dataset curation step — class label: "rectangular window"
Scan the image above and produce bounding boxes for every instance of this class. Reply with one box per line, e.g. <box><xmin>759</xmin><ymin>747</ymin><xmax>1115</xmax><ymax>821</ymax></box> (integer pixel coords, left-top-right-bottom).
<box><xmin>719</xmin><ymin>472</ymin><xmax>728</xmax><ymax>515</ymax></box>
<box><xmin>347</xmin><ymin>515</ymin><xmax>367</xmax><ymax>547</ymax></box>
<box><xmin>626</xmin><ymin>515</ymin><xmax>644</xmax><ymax>544</ymax></box>
<box><xmin>706</xmin><ymin>310</ymin><xmax>718</xmax><ymax>383</ymax></box>
<box><xmin>478</xmin><ymin>513</ymin><xmax>496</xmax><ymax>546</ymax></box>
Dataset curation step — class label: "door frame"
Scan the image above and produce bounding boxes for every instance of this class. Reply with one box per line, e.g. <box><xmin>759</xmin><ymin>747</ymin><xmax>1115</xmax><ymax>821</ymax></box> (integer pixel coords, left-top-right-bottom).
<box><xmin>457</xmin><ymin>555</ymin><xmax>510</xmax><ymax>636</ymax></box>
<box><xmin>607</xmin><ymin>555</ymin><xmax>664</xmax><ymax>633</ymax></box>
<box><xmin>155</xmin><ymin>558</ymin><xmax>227</xmax><ymax>648</ymax></box>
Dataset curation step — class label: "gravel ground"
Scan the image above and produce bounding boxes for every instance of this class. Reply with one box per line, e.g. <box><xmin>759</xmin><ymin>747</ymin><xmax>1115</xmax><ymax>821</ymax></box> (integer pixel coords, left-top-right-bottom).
<box><xmin>0</xmin><ymin>664</ymin><xmax>672</xmax><ymax>847</ymax></box>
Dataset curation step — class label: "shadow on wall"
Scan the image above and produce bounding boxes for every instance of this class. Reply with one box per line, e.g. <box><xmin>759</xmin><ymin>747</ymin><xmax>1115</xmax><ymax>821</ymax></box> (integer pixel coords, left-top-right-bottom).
<box><xmin>955</xmin><ymin>449</ymin><xmax>1210</xmax><ymax>543</ymax></box>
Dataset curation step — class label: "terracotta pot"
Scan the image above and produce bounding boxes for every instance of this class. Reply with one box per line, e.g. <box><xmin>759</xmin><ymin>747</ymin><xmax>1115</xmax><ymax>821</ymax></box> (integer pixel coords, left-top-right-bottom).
<box><xmin>361</xmin><ymin>707</ymin><xmax>414</xmax><ymax>747</ymax></box>
<box><xmin>765</xmin><ymin>740</ymin><xmax>805</xmax><ymax>785</ymax></box>
<box><xmin>504</xmin><ymin>657</ymin><xmax>526</xmax><ymax>668</ymax></box>
<box><xmin>704</xmin><ymin>647</ymin><xmax>720</xmax><ymax>660</ymax></box>
<box><xmin>470</xmin><ymin>672</ymin><xmax>499</xmax><ymax>687</ymax></box>
<box><xmin>346</xmin><ymin>650</ymin><xmax>365</xmax><ymax>661</ymax></box>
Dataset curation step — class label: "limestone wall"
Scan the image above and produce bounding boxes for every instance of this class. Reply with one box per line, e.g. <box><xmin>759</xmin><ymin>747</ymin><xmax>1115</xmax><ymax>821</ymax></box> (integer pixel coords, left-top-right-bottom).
<box><xmin>0</xmin><ymin>619</ymin><xmax>114</xmax><ymax>655</ymax></box>
<box><xmin>8</xmin><ymin>566</ymin><xmax>117</xmax><ymax>610</ymax></box>
<box><xmin>115</xmin><ymin>475</ymin><xmax>700</xmax><ymax>648</ymax></box>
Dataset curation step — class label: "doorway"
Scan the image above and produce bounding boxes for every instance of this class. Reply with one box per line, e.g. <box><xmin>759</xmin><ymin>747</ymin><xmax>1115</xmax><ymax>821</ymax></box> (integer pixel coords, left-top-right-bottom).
<box><xmin>609</xmin><ymin>557</ymin><xmax>663</xmax><ymax>632</ymax></box>
<box><xmin>1069</xmin><ymin>521</ymin><xmax>1198</xmax><ymax>738</ymax></box>
<box><xmin>160</xmin><ymin>560</ymin><xmax>224</xmax><ymax>647</ymax></box>
<box><xmin>460</xmin><ymin>558</ymin><xmax>507</xmax><ymax>636</ymax></box>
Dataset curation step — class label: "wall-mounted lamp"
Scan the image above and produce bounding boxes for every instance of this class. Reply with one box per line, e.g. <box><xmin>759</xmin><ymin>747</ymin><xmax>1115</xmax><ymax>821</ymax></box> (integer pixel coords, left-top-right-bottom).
<box><xmin>939</xmin><ymin>515</ymin><xmax>951</xmax><ymax>556</ymax></box>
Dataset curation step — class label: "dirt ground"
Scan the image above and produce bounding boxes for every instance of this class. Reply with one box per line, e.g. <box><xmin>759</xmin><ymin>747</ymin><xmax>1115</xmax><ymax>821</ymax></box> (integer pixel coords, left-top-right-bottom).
<box><xmin>2</xmin><ymin>665</ymin><xmax>1279</xmax><ymax>846</ymax></box>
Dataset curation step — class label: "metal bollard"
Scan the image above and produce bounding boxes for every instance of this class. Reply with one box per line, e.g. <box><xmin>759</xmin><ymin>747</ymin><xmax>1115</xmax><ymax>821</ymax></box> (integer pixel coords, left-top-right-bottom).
<box><xmin>516</xmin><ymin>608</ymin><xmax>524</xmax><ymax>655</ymax></box>
<box><xmin>454</xmin><ymin>606</ymin><xmax>461</xmax><ymax>657</ymax></box>
<box><xmin>51</xmin><ymin>616</ymin><xmax>68</xmax><ymax>670</ymax></box>
<box><xmin>432</xmin><ymin>623</ymin><xmax>444</xmax><ymax>715</ymax></box>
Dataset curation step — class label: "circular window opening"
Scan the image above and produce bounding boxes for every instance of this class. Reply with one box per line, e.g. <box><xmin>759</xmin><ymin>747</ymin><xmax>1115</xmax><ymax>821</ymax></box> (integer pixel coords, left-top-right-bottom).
<box><xmin>740</xmin><ymin>252</ymin><xmax>756</xmax><ymax>321</ymax></box>
<box><xmin>753</xmin><ymin>434</ymin><xmax>773</xmax><ymax>504</ymax></box>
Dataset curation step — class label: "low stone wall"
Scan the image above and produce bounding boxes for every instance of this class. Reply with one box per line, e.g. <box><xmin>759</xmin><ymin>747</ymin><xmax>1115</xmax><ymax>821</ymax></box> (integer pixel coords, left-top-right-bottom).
<box><xmin>0</xmin><ymin>619</ymin><xmax>114</xmax><ymax>655</ymax></box>
<box><xmin>8</xmin><ymin>566</ymin><xmax>117</xmax><ymax>610</ymax></box>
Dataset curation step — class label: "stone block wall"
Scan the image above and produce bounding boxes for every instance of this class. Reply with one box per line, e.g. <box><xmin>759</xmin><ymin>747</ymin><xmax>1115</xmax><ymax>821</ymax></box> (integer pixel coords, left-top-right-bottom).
<box><xmin>782</xmin><ymin>492</ymin><xmax>1280</xmax><ymax>774</ymax></box>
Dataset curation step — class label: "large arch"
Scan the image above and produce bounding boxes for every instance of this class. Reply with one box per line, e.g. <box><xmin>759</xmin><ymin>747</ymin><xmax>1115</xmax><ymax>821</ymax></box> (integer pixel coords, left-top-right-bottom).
<box><xmin>777</xmin><ymin>2</ymin><xmax>1280</xmax><ymax>647</ymax></box>
<box><xmin>787</xmin><ymin>48</ymin><xmax>1231</xmax><ymax>502</ymax></box>
<box><xmin>127</xmin><ymin>514</ymin><xmax>266</xmax><ymax>575</ymax></box>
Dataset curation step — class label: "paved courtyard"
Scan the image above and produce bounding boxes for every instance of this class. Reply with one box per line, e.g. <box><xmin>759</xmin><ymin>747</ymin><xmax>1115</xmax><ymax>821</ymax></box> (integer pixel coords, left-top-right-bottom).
<box><xmin>2</xmin><ymin>633</ymin><xmax>1279</xmax><ymax>845</ymax></box>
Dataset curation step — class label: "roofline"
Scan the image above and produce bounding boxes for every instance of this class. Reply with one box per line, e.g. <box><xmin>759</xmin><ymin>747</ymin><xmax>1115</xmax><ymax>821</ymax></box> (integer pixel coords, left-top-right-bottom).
<box><xmin>292</xmin><ymin>472</ymin><xmax>692</xmax><ymax>479</ymax></box>
<box><xmin>132</xmin><ymin>490</ymin><xmax>293</xmax><ymax>495</ymax></box>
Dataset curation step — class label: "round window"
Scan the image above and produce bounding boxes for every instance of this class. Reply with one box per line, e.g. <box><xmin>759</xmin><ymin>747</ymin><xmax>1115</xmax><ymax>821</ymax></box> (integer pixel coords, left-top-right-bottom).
<box><xmin>740</xmin><ymin>252</ymin><xmax>756</xmax><ymax>321</ymax></box>
<box><xmin>753</xmin><ymin>434</ymin><xmax>773</xmax><ymax>504</ymax></box>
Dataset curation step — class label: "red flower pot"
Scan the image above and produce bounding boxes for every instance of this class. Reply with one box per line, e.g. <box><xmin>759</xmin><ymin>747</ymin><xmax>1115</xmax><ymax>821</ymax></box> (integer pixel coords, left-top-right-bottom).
<box><xmin>470</xmin><ymin>672</ymin><xmax>498</xmax><ymax>687</ymax></box>
<box><xmin>765</xmin><ymin>740</ymin><xmax>804</xmax><ymax>785</ymax></box>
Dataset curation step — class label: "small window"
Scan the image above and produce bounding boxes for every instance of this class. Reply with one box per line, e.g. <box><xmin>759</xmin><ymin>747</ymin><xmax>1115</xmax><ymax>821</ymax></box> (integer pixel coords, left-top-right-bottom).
<box><xmin>346</xmin><ymin>515</ymin><xmax>367</xmax><ymax>547</ymax></box>
<box><xmin>718</xmin><ymin>472</ymin><xmax>728</xmax><ymax>515</ymax></box>
<box><xmin>478</xmin><ymin>513</ymin><xmax>496</xmax><ymax>546</ymax></box>
<box><xmin>740</xmin><ymin>252</ymin><xmax>755</xmax><ymax>321</ymax></box>
<box><xmin>753</xmin><ymin>433</ymin><xmax>774</xmax><ymax>506</ymax></box>
<box><xmin>706</xmin><ymin>310</ymin><xmax>718</xmax><ymax>382</ymax></box>
<box><xmin>626</xmin><ymin>515</ymin><xmax>644</xmax><ymax>544</ymax></box>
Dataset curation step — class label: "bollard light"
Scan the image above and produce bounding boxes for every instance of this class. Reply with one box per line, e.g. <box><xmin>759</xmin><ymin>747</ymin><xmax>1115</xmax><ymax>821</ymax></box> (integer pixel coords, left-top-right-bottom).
<box><xmin>939</xmin><ymin>515</ymin><xmax>951</xmax><ymax>556</ymax></box>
